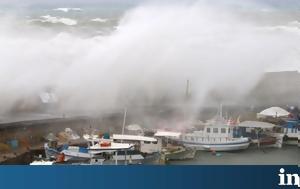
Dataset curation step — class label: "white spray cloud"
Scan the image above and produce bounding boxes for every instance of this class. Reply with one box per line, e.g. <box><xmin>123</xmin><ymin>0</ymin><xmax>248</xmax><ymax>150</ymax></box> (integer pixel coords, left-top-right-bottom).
<box><xmin>0</xmin><ymin>2</ymin><xmax>300</xmax><ymax>115</ymax></box>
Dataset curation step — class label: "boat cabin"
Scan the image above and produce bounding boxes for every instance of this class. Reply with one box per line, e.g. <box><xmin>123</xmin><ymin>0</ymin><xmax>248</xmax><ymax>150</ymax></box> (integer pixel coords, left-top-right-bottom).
<box><xmin>238</xmin><ymin>121</ymin><xmax>284</xmax><ymax>148</ymax></box>
<box><xmin>185</xmin><ymin>125</ymin><xmax>233</xmax><ymax>138</ymax></box>
<box><xmin>282</xmin><ymin>120</ymin><xmax>300</xmax><ymax>138</ymax></box>
<box><xmin>154</xmin><ymin>131</ymin><xmax>182</xmax><ymax>147</ymax></box>
<box><xmin>178</xmin><ymin>124</ymin><xmax>236</xmax><ymax>145</ymax></box>
<box><xmin>112</xmin><ymin>134</ymin><xmax>161</xmax><ymax>154</ymax></box>
<box><xmin>238</xmin><ymin>121</ymin><xmax>282</xmax><ymax>139</ymax></box>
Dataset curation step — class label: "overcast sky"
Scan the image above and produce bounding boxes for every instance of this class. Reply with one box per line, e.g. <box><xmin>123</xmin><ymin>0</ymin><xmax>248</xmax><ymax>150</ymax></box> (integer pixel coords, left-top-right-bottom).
<box><xmin>0</xmin><ymin>0</ymin><xmax>142</xmax><ymax>5</ymax></box>
<box><xmin>0</xmin><ymin>0</ymin><xmax>300</xmax><ymax>8</ymax></box>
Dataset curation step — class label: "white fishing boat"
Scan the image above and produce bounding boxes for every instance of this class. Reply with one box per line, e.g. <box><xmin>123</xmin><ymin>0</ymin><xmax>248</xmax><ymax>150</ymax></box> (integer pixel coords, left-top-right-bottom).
<box><xmin>112</xmin><ymin>134</ymin><xmax>160</xmax><ymax>154</ymax></box>
<box><xmin>87</xmin><ymin>140</ymin><xmax>142</xmax><ymax>165</ymax></box>
<box><xmin>179</xmin><ymin>124</ymin><xmax>250</xmax><ymax>151</ymax></box>
<box><xmin>87</xmin><ymin>138</ymin><xmax>134</xmax><ymax>154</ymax></box>
<box><xmin>178</xmin><ymin>105</ymin><xmax>250</xmax><ymax>152</ymax></box>
<box><xmin>78</xmin><ymin>135</ymin><xmax>145</xmax><ymax>164</ymax></box>
<box><xmin>112</xmin><ymin>134</ymin><xmax>161</xmax><ymax>164</ymax></box>
<box><xmin>83</xmin><ymin>131</ymin><xmax>159</xmax><ymax>164</ymax></box>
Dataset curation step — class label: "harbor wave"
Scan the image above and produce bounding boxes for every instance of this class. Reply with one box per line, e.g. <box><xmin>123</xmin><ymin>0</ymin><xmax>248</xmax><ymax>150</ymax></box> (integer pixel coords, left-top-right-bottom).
<box><xmin>1</xmin><ymin>2</ymin><xmax>300</xmax><ymax>114</ymax></box>
<box><xmin>53</xmin><ymin>8</ymin><xmax>82</xmax><ymax>13</ymax></box>
<box><xmin>29</xmin><ymin>15</ymin><xmax>78</xmax><ymax>26</ymax></box>
<box><xmin>91</xmin><ymin>18</ymin><xmax>108</xmax><ymax>23</ymax></box>
<box><xmin>262</xmin><ymin>22</ymin><xmax>300</xmax><ymax>35</ymax></box>
<box><xmin>288</xmin><ymin>20</ymin><xmax>300</xmax><ymax>28</ymax></box>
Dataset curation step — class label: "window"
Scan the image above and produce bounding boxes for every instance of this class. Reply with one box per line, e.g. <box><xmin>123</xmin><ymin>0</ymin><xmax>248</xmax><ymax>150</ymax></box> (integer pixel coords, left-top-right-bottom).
<box><xmin>144</xmin><ymin>141</ymin><xmax>150</xmax><ymax>144</ymax></box>
<box><xmin>207</xmin><ymin>128</ymin><xmax>211</xmax><ymax>133</ymax></box>
<box><xmin>221</xmin><ymin>128</ymin><xmax>226</xmax><ymax>133</ymax></box>
<box><xmin>213</xmin><ymin>128</ymin><xmax>218</xmax><ymax>133</ymax></box>
<box><xmin>152</xmin><ymin>141</ymin><xmax>158</xmax><ymax>144</ymax></box>
<box><xmin>228</xmin><ymin>128</ymin><xmax>231</xmax><ymax>133</ymax></box>
<box><xmin>191</xmin><ymin>137</ymin><xmax>194</xmax><ymax>141</ymax></box>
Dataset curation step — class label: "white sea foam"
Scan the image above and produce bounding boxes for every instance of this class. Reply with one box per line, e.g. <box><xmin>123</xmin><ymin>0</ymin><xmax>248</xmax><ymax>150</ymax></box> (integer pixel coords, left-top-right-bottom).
<box><xmin>30</xmin><ymin>15</ymin><xmax>77</xmax><ymax>26</ymax></box>
<box><xmin>91</xmin><ymin>18</ymin><xmax>108</xmax><ymax>23</ymax></box>
<box><xmin>288</xmin><ymin>20</ymin><xmax>300</xmax><ymax>28</ymax></box>
<box><xmin>53</xmin><ymin>8</ymin><xmax>82</xmax><ymax>13</ymax></box>
<box><xmin>262</xmin><ymin>21</ymin><xmax>300</xmax><ymax>34</ymax></box>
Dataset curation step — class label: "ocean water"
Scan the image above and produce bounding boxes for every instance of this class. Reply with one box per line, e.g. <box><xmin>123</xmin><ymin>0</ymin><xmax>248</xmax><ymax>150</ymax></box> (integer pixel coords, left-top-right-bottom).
<box><xmin>0</xmin><ymin>5</ymin><xmax>127</xmax><ymax>37</ymax></box>
<box><xmin>1</xmin><ymin>3</ymin><xmax>299</xmax><ymax>38</ymax></box>
<box><xmin>169</xmin><ymin>145</ymin><xmax>300</xmax><ymax>165</ymax></box>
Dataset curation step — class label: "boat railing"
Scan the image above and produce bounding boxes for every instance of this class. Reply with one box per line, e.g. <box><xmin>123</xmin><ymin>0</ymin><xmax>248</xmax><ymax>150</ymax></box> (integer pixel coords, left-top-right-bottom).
<box><xmin>185</xmin><ymin>136</ymin><xmax>233</xmax><ymax>143</ymax></box>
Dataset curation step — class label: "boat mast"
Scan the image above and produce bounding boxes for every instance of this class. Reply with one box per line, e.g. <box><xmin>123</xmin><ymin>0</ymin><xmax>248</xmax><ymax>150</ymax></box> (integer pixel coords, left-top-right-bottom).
<box><xmin>184</xmin><ymin>79</ymin><xmax>190</xmax><ymax>122</ymax></box>
<box><xmin>185</xmin><ymin>79</ymin><xmax>190</xmax><ymax>100</ymax></box>
<box><xmin>121</xmin><ymin>108</ymin><xmax>127</xmax><ymax>143</ymax></box>
<box><xmin>122</xmin><ymin>108</ymin><xmax>127</xmax><ymax>135</ymax></box>
<box><xmin>219</xmin><ymin>103</ymin><xmax>223</xmax><ymax>119</ymax></box>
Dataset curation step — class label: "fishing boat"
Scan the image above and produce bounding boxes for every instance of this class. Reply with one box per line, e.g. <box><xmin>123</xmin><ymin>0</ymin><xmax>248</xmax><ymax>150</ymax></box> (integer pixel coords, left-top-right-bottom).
<box><xmin>154</xmin><ymin>131</ymin><xmax>196</xmax><ymax>162</ymax></box>
<box><xmin>43</xmin><ymin>134</ymin><xmax>145</xmax><ymax>165</ymax></box>
<box><xmin>281</xmin><ymin>120</ymin><xmax>300</xmax><ymax>146</ymax></box>
<box><xmin>178</xmin><ymin>105</ymin><xmax>250</xmax><ymax>152</ymax></box>
<box><xmin>112</xmin><ymin>134</ymin><xmax>161</xmax><ymax>164</ymax></box>
<box><xmin>160</xmin><ymin>146</ymin><xmax>196</xmax><ymax>161</ymax></box>
<box><xmin>87</xmin><ymin>140</ymin><xmax>141</xmax><ymax>165</ymax></box>
<box><xmin>256</xmin><ymin>106</ymin><xmax>299</xmax><ymax>147</ymax></box>
<box><xmin>44</xmin><ymin>140</ymin><xmax>93</xmax><ymax>161</ymax></box>
<box><xmin>238</xmin><ymin>121</ymin><xmax>284</xmax><ymax>148</ymax></box>
<box><xmin>178</xmin><ymin>124</ymin><xmax>250</xmax><ymax>151</ymax></box>
<box><xmin>41</xmin><ymin>142</ymin><xmax>142</xmax><ymax>165</ymax></box>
